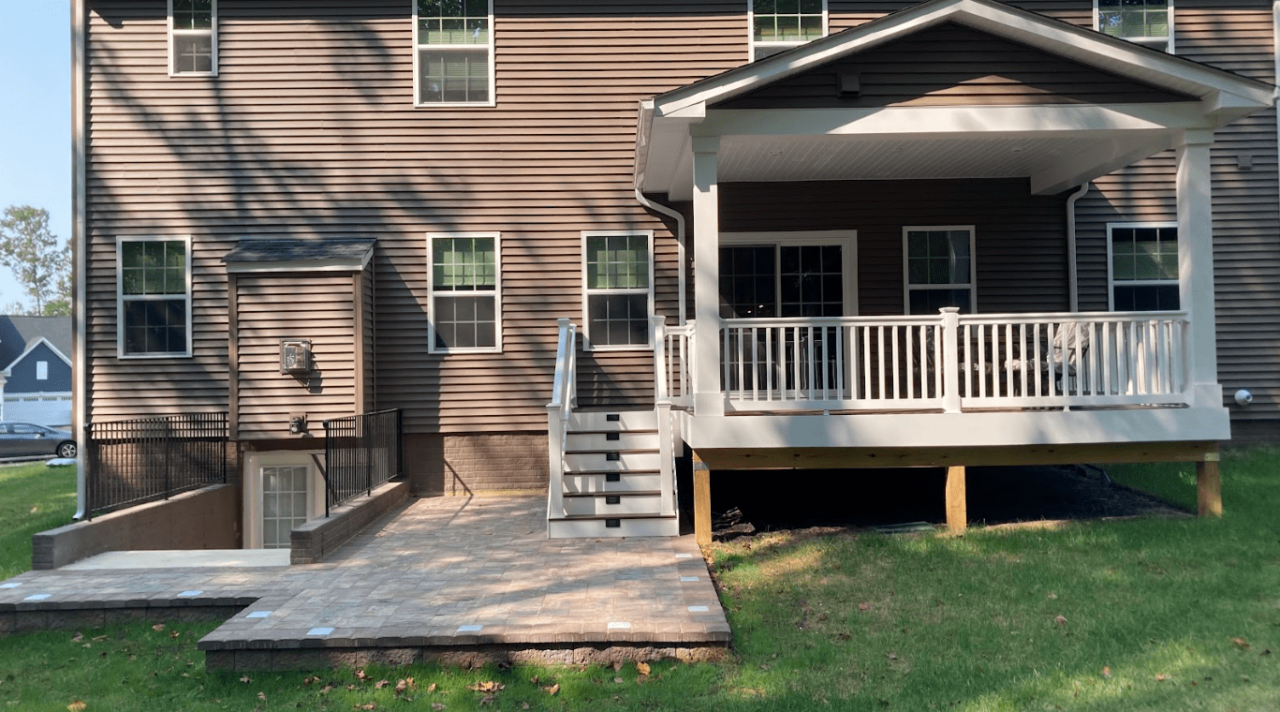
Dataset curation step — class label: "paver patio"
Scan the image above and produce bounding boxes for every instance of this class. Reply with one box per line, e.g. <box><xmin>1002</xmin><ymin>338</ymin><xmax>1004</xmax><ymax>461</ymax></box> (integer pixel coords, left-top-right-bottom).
<box><xmin>0</xmin><ymin>495</ymin><xmax>730</xmax><ymax>669</ymax></box>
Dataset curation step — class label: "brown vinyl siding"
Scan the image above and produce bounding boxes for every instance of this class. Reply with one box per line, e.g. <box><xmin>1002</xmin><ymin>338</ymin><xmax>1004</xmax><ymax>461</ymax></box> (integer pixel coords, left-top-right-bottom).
<box><xmin>716</xmin><ymin>23</ymin><xmax>1192</xmax><ymax>110</ymax></box>
<box><xmin>233</xmin><ymin>273</ymin><xmax>359</xmax><ymax>439</ymax></box>
<box><xmin>362</xmin><ymin>264</ymin><xmax>376</xmax><ymax>413</ymax></box>
<box><xmin>716</xmin><ymin>178</ymin><xmax>1069</xmax><ymax>315</ymax></box>
<box><xmin>84</xmin><ymin>0</ymin><xmax>746</xmax><ymax>432</ymax></box>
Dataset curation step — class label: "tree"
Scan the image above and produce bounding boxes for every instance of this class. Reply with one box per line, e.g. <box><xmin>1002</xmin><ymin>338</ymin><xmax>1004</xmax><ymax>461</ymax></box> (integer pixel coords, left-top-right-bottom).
<box><xmin>0</xmin><ymin>206</ymin><xmax>71</xmax><ymax>316</ymax></box>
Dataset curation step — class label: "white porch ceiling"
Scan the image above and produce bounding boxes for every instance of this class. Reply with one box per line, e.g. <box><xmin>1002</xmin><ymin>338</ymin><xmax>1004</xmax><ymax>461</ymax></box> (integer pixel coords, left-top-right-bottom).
<box><xmin>713</xmin><ymin>133</ymin><xmax>1138</xmax><ymax>184</ymax></box>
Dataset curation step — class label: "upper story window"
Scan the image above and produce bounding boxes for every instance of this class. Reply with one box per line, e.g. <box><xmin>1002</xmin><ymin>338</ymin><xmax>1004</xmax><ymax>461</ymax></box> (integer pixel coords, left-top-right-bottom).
<box><xmin>1096</xmin><ymin>0</ymin><xmax>1173</xmax><ymax>52</ymax></box>
<box><xmin>169</xmin><ymin>0</ymin><xmax>217</xmax><ymax>76</ymax></box>
<box><xmin>903</xmin><ymin>227</ymin><xmax>976</xmax><ymax>315</ymax></box>
<box><xmin>415</xmin><ymin>0</ymin><xmax>495</xmax><ymax>106</ymax></box>
<box><xmin>428</xmin><ymin>233</ymin><xmax>501</xmax><ymax>353</ymax></box>
<box><xmin>751</xmin><ymin>0</ymin><xmax>827</xmax><ymax>61</ymax></box>
<box><xmin>582</xmin><ymin>232</ymin><xmax>654</xmax><ymax>350</ymax></box>
<box><xmin>1108</xmin><ymin>223</ymin><xmax>1180</xmax><ymax>311</ymax></box>
<box><xmin>117</xmin><ymin>237</ymin><xmax>193</xmax><ymax>358</ymax></box>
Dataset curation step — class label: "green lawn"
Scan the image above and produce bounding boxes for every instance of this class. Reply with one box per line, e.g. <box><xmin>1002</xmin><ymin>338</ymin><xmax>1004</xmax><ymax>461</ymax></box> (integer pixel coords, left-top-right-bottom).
<box><xmin>0</xmin><ymin>462</ymin><xmax>77</xmax><ymax>580</ymax></box>
<box><xmin>1</xmin><ymin>450</ymin><xmax>1277</xmax><ymax>711</ymax></box>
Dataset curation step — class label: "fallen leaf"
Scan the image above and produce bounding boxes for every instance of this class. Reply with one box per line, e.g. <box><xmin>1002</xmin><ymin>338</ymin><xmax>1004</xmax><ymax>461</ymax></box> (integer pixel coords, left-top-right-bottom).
<box><xmin>170</xmin><ymin>631</ymin><xmax>180</xmax><ymax>639</ymax></box>
<box><xmin>1055</xmin><ymin>615</ymin><xmax>1068</xmax><ymax>626</ymax></box>
<box><xmin>1190</xmin><ymin>681</ymin><xmax>1198</xmax><ymax>687</ymax></box>
<box><xmin>240</xmin><ymin>675</ymin><xmax>252</xmax><ymax>684</ymax></box>
<box><xmin>614</xmin><ymin>677</ymin><xmax>624</xmax><ymax>684</ymax></box>
<box><xmin>1155</xmin><ymin>674</ymin><xmax>1168</xmax><ymax>682</ymax></box>
<box><xmin>427</xmin><ymin>683</ymin><xmax>437</xmax><ymax>693</ymax></box>
<box><xmin>67</xmin><ymin>702</ymin><xmax>86</xmax><ymax>712</ymax></box>
<box><xmin>375</xmin><ymin>680</ymin><xmax>390</xmax><ymax>690</ymax></box>
<box><xmin>636</xmin><ymin>662</ymin><xmax>651</xmax><ymax>676</ymax></box>
<box><xmin>152</xmin><ymin>624</ymin><xmax>166</xmax><ymax>632</ymax></box>
<box><xmin>759</xmin><ymin>663</ymin><xmax>771</xmax><ymax>671</ymax></box>
<box><xmin>529</xmin><ymin>676</ymin><xmax>540</xmax><ymax>685</ymax></box>
<box><xmin>395</xmin><ymin>680</ymin><xmax>408</xmax><ymax>694</ymax></box>
<box><xmin>1101</xmin><ymin>667</ymin><xmax>1111</xmax><ymax>678</ymax></box>
<box><xmin>1047</xmin><ymin>592</ymin><xmax>1058</xmax><ymax>600</ymax></box>
<box><xmin>355</xmin><ymin>669</ymin><xmax>370</xmax><ymax>682</ymax></box>
<box><xmin>479</xmin><ymin>695</ymin><xmax>496</xmax><ymax>706</ymax></box>
<box><xmin>355</xmin><ymin>704</ymin><xmax>376</xmax><ymax>711</ymax></box>
<box><xmin>70</xmin><ymin>633</ymin><xmax>83</xmax><ymax>643</ymax></box>
<box><xmin>521</xmin><ymin>704</ymin><xmax>530</xmax><ymax>710</ymax></box>
<box><xmin>92</xmin><ymin>636</ymin><xmax>106</xmax><ymax>642</ymax></box>
<box><xmin>612</xmin><ymin>661</ymin><xmax>623</xmax><ymax>672</ymax></box>
<box><xmin>544</xmin><ymin>683</ymin><xmax>560</xmax><ymax>696</ymax></box>
<box><xmin>1231</xmin><ymin>637</ymin><xmax>1251</xmax><ymax>650</ymax></box>
<box><xmin>431</xmin><ymin>704</ymin><xmax>445</xmax><ymax>711</ymax></box>
<box><xmin>257</xmin><ymin>692</ymin><xmax>267</xmax><ymax>701</ymax></box>
<box><xmin>887</xmin><ymin>652</ymin><xmax>898</xmax><ymax>661</ymax></box>
<box><xmin>320</xmin><ymin>685</ymin><xmax>333</xmax><ymax>695</ymax></box>
<box><xmin>858</xmin><ymin>602</ymin><xmax>871</xmax><ymax>611</ymax></box>
<box><xmin>30</xmin><ymin>506</ymin><xmax>38</xmax><ymax>514</ymax></box>
<box><xmin>467</xmin><ymin>681</ymin><xmax>503</xmax><ymax>693</ymax></box>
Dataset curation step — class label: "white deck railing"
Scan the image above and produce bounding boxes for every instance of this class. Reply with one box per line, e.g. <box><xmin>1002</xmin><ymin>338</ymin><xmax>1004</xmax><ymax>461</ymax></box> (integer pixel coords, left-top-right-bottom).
<box><xmin>666</xmin><ymin>309</ymin><xmax>1192</xmax><ymax>413</ymax></box>
<box><xmin>545</xmin><ymin>318</ymin><xmax>577</xmax><ymax>520</ymax></box>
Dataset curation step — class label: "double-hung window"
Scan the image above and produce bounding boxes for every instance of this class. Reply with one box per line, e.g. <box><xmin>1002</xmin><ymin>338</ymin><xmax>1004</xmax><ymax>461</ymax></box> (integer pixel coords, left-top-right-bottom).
<box><xmin>415</xmin><ymin>0</ymin><xmax>494</xmax><ymax>106</ymax></box>
<box><xmin>169</xmin><ymin>0</ymin><xmax>216</xmax><ymax>76</ymax></box>
<box><xmin>117</xmin><ymin>237</ymin><xmax>192</xmax><ymax>358</ymax></box>
<box><xmin>1096</xmin><ymin>0</ymin><xmax>1172</xmax><ymax>52</ymax></box>
<box><xmin>582</xmin><ymin>232</ymin><xmax>654</xmax><ymax>350</ymax></box>
<box><xmin>1108</xmin><ymin>223</ymin><xmax>1180</xmax><ymax>311</ymax></box>
<box><xmin>750</xmin><ymin>0</ymin><xmax>826</xmax><ymax>61</ymax></box>
<box><xmin>428</xmin><ymin>233</ymin><xmax>501</xmax><ymax>353</ymax></box>
<box><xmin>903</xmin><ymin>227</ymin><xmax>976</xmax><ymax>315</ymax></box>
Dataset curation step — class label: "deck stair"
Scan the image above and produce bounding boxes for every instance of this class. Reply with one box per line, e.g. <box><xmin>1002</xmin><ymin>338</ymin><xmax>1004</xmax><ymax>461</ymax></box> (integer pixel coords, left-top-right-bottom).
<box><xmin>548</xmin><ymin>409</ymin><xmax>679</xmax><ymax>538</ymax></box>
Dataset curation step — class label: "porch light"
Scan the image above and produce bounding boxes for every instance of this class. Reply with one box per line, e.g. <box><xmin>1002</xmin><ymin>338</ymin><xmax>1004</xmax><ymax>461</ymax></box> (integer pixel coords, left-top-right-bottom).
<box><xmin>280</xmin><ymin>339</ymin><xmax>313</xmax><ymax>375</ymax></box>
<box><xmin>1235</xmin><ymin>389</ymin><xmax>1253</xmax><ymax>407</ymax></box>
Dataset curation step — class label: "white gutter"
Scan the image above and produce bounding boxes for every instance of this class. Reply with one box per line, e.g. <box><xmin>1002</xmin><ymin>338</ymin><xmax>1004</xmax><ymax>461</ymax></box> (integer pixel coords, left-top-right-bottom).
<box><xmin>72</xmin><ymin>0</ymin><xmax>88</xmax><ymax>519</ymax></box>
<box><xmin>1066</xmin><ymin>182</ymin><xmax>1090</xmax><ymax>313</ymax></box>
<box><xmin>634</xmin><ymin>187</ymin><xmax>687</xmax><ymax>325</ymax></box>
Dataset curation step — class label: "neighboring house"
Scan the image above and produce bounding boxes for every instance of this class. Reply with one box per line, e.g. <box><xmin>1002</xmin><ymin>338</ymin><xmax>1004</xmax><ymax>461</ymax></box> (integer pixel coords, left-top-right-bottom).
<box><xmin>0</xmin><ymin>316</ymin><xmax>73</xmax><ymax>427</ymax></box>
<box><xmin>71</xmin><ymin>0</ymin><xmax>1279</xmax><ymax>543</ymax></box>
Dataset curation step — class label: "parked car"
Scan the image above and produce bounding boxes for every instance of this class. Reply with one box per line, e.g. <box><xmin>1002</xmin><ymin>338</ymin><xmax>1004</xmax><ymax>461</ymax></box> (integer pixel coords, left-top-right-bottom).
<box><xmin>0</xmin><ymin>422</ymin><xmax>76</xmax><ymax>459</ymax></box>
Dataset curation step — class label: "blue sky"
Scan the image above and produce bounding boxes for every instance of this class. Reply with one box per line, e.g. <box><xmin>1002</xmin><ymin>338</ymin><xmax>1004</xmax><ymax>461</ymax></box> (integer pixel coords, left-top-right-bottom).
<box><xmin>0</xmin><ymin>1</ymin><xmax>71</xmax><ymax>312</ymax></box>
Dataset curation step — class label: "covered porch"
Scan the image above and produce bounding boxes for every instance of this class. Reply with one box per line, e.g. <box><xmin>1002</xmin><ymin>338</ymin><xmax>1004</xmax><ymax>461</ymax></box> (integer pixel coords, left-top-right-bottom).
<box><xmin>620</xmin><ymin>0</ymin><xmax>1274</xmax><ymax>539</ymax></box>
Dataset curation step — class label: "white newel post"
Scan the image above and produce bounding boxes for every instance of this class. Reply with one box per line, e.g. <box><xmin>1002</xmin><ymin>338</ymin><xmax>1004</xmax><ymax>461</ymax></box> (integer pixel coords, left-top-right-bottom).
<box><xmin>1176</xmin><ymin>130</ymin><xmax>1221</xmax><ymax>408</ymax></box>
<box><xmin>692</xmin><ymin>135</ymin><xmax>725</xmax><ymax>417</ymax></box>
<box><xmin>652</xmin><ymin>315</ymin><xmax>668</xmax><ymax>402</ymax></box>
<box><xmin>940</xmin><ymin>307</ymin><xmax>962</xmax><ymax>413</ymax></box>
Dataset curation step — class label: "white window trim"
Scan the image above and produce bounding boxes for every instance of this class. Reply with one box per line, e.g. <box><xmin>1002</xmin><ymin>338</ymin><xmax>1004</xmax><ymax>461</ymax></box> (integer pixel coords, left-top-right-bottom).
<box><xmin>901</xmin><ymin>225</ymin><xmax>978</xmax><ymax>314</ymax></box>
<box><xmin>36</xmin><ymin>362</ymin><xmax>48</xmax><ymax>381</ymax></box>
<box><xmin>720</xmin><ymin>231</ymin><xmax>859</xmax><ymax>317</ymax></box>
<box><xmin>116</xmin><ymin>235</ymin><xmax>194</xmax><ymax>359</ymax></box>
<box><xmin>242</xmin><ymin>450</ymin><xmax>325</xmax><ymax>550</ymax></box>
<box><xmin>581</xmin><ymin>230</ymin><xmax>656</xmax><ymax>352</ymax></box>
<box><xmin>1093</xmin><ymin>0</ymin><xmax>1174</xmax><ymax>53</ymax></box>
<box><xmin>167</xmin><ymin>0</ymin><xmax>218</xmax><ymax>77</ymax></box>
<box><xmin>1105</xmin><ymin>221</ymin><xmax>1178</xmax><ymax>311</ymax></box>
<box><xmin>413</xmin><ymin>0</ymin><xmax>496</xmax><ymax>108</ymax></box>
<box><xmin>427</xmin><ymin>232</ymin><xmax>502</xmax><ymax>354</ymax></box>
<box><xmin>748</xmin><ymin>0</ymin><xmax>829</xmax><ymax>62</ymax></box>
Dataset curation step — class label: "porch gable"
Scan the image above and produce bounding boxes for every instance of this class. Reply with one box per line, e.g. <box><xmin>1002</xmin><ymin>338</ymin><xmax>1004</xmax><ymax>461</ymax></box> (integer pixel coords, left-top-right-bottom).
<box><xmin>714</xmin><ymin>23</ymin><xmax>1196</xmax><ymax>112</ymax></box>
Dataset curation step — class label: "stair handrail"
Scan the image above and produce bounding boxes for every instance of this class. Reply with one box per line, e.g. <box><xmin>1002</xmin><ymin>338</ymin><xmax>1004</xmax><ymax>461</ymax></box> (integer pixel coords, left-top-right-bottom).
<box><xmin>545</xmin><ymin>318</ymin><xmax>577</xmax><ymax>524</ymax></box>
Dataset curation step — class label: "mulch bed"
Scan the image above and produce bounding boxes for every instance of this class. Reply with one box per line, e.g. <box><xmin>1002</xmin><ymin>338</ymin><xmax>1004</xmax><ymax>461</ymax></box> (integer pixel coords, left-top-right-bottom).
<box><xmin>705</xmin><ymin>464</ymin><xmax>1187</xmax><ymax>539</ymax></box>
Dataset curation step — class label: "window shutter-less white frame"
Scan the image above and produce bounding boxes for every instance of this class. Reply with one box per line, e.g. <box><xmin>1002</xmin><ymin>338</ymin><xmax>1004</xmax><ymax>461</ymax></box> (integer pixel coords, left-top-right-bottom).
<box><xmin>168</xmin><ymin>0</ymin><xmax>218</xmax><ymax>77</ymax></box>
<box><xmin>427</xmin><ymin>232</ymin><xmax>503</xmax><ymax>354</ymax></box>
<box><xmin>581</xmin><ymin>230</ymin><xmax>656</xmax><ymax>352</ymax></box>
<box><xmin>413</xmin><ymin>0</ymin><xmax>496</xmax><ymax>107</ymax></box>
<box><xmin>116</xmin><ymin>235</ymin><xmax>194</xmax><ymax>359</ymax></box>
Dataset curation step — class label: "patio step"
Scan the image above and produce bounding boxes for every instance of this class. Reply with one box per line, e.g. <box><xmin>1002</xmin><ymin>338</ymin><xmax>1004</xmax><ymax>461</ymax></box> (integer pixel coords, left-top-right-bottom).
<box><xmin>550</xmin><ymin>409</ymin><xmax>676</xmax><ymax>538</ymax></box>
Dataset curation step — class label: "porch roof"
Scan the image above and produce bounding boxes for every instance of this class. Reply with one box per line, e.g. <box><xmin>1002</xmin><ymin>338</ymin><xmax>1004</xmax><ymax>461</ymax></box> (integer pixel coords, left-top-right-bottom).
<box><xmin>635</xmin><ymin>0</ymin><xmax>1276</xmax><ymax>198</ymax></box>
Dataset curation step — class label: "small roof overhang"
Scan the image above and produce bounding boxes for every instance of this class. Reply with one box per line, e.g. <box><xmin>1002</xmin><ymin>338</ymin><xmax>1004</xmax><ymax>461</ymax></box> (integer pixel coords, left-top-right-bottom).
<box><xmin>636</xmin><ymin>0</ymin><xmax>1276</xmax><ymax>198</ymax></box>
<box><xmin>222</xmin><ymin>238</ymin><xmax>376</xmax><ymax>273</ymax></box>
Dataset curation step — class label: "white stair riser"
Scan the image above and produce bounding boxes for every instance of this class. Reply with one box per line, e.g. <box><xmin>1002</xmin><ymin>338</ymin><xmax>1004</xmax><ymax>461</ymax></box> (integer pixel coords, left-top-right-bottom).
<box><xmin>548</xmin><ymin>517</ymin><xmax>680</xmax><ymax>539</ymax></box>
<box><xmin>563</xmin><ymin>494</ymin><xmax>664</xmax><ymax>516</ymax></box>
<box><xmin>565</xmin><ymin>432</ymin><xmax>660</xmax><ymax>451</ymax></box>
<box><xmin>566</xmin><ymin>410</ymin><xmax>657</xmax><ymax>431</ymax></box>
<box><xmin>565</xmin><ymin>452</ymin><xmax>660</xmax><ymax>472</ymax></box>
<box><xmin>563</xmin><ymin>473</ymin><xmax>661</xmax><ymax>493</ymax></box>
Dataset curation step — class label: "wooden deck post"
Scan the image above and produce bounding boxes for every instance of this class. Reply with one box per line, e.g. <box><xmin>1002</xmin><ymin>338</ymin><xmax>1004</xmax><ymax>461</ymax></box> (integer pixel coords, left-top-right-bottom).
<box><xmin>692</xmin><ymin>451</ymin><xmax>712</xmax><ymax>546</ymax></box>
<box><xmin>945</xmin><ymin>465</ymin><xmax>967</xmax><ymax>533</ymax></box>
<box><xmin>1197</xmin><ymin>448</ymin><xmax>1222</xmax><ymax>518</ymax></box>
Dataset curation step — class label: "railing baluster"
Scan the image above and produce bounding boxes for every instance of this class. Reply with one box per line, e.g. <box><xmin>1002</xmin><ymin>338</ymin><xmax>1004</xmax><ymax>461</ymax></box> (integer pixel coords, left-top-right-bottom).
<box><xmin>750</xmin><ymin>327</ymin><xmax>759</xmax><ymax>402</ymax></box>
<box><xmin>765</xmin><ymin>327</ymin><xmax>775</xmax><ymax>401</ymax></box>
<box><xmin>807</xmin><ymin>326</ymin><xmax>817</xmax><ymax>401</ymax></box>
<box><xmin>890</xmin><ymin>326</ymin><xmax>900</xmax><ymax>400</ymax></box>
<box><xmin>836</xmin><ymin>326</ymin><xmax>845</xmax><ymax>399</ymax></box>
<box><xmin>822</xmin><ymin>326</ymin><xmax>831</xmax><ymax>401</ymax></box>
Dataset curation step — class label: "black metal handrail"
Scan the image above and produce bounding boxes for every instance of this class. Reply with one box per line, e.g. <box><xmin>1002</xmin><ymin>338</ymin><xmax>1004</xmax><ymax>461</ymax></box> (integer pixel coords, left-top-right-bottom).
<box><xmin>85</xmin><ymin>413</ymin><xmax>228</xmax><ymax>519</ymax></box>
<box><xmin>321</xmin><ymin>409</ymin><xmax>402</xmax><ymax>516</ymax></box>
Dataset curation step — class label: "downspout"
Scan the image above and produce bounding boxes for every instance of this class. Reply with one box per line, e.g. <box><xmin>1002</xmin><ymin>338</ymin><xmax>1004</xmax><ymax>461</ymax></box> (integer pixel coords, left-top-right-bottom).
<box><xmin>72</xmin><ymin>0</ymin><xmax>88</xmax><ymax>519</ymax></box>
<box><xmin>634</xmin><ymin>187</ymin><xmax>687</xmax><ymax>326</ymax></box>
<box><xmin>1066</xmin><ymin>182</ymin><xmax>1090</xmax><ymax>313</ymax></box>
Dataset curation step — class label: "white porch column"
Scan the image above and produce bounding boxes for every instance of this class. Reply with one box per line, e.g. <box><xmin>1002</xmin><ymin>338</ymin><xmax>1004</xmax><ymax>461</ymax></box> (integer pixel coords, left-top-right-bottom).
<box><xmin>692</xmin><ymin>135</ymin><xmax>724</xmax><ymax>417</ymax></box>
<box><xmin>1176</xmin><ymin>129</ymin><xmax>1221</xmax><ymax>408</ymax></box>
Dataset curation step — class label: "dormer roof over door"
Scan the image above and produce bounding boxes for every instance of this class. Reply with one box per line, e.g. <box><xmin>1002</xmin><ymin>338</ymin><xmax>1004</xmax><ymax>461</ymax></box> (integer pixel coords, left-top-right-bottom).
<box><xmin>635</xmin><ymin>0</ymin><xmax>1275</xmax><ymax>198</ymax></box>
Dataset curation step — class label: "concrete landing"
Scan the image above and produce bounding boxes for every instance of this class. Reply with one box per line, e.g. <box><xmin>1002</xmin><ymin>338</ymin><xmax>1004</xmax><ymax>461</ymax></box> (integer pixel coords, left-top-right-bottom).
<box><xmin>0</xmin><ymin>496</ymin><xmax>730</xmax><ymax>670</ymax></box>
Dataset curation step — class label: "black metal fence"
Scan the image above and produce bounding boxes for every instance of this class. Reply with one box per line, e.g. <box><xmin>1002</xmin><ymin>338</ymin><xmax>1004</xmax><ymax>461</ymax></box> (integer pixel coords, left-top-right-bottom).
<box><xmin>85</xmin><ymin>413</ymin><xmax>229</xmax><ymax>519</ymax></box>
<box><xmin>322</xmin><ymin>409</ymin><xmax>402</xmax><ymax>516</ymax></box>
